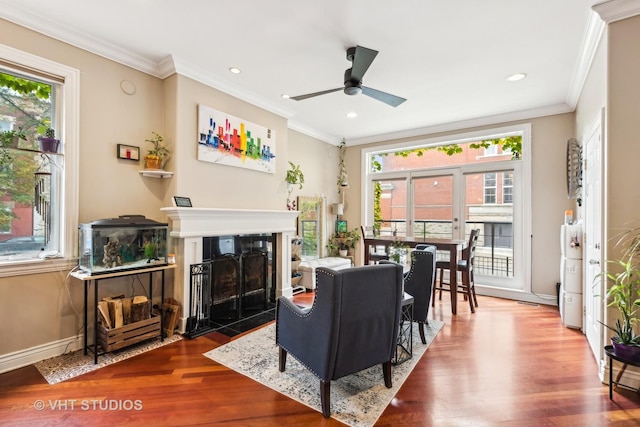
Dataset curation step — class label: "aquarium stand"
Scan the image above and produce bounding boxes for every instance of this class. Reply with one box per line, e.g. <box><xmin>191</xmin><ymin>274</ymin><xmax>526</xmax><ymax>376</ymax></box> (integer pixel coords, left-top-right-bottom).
<box><xmin>70</xmin><ymin>264</ymin><xmax>176</xmax><ymax>364</ymax></box>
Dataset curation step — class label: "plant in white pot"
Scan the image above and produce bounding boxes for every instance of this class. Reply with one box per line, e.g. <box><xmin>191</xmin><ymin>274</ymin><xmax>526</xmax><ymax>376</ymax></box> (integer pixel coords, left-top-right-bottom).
<box><xmin>599</xmin><ymin>230</ymin><xmax>640</xmax><ymax>361</ymax></box>
<box><xmin>285</xmin><ymin>161</ymin><xmax>304</xmax><ymax>210</ymax></box>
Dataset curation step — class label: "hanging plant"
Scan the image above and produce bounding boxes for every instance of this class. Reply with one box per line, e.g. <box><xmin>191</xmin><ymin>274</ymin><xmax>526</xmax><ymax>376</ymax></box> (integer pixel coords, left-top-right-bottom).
<box><xmin>337</xmin><ymin>139</ymin><xmax>349</xmax><ymax>192</ymax></box>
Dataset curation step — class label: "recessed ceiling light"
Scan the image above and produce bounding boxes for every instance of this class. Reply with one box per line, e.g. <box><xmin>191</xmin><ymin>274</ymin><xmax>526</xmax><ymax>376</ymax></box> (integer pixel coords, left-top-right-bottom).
<box><xmin>346</xmin><ymin>112</ymin><xmax>358</xmax><ymax>118</ymax></box>
<box><xmin>229</xmin><ymin>67</ymin><xmax>241</xmax><ymax>74</ymax></box>
<box><xmin>506</xmin><ymin>73</ymin><xmax>527</xmax><ymax>82</ymax></box>
<box><xmin>281</xmin><ymin>94</ymin><xmax>290</xmax><ymax>99</ymax></box>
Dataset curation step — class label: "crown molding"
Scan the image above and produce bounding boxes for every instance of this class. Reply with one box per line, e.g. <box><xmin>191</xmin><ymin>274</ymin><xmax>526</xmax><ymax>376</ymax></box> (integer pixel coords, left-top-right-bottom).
<box><xmin>348</xmin><ymin>103</ymin><xmax>574</xmax><ymax>146</ymax></box>
<box><xmin>287</xmin><ymin>120</ymin><xmax>341</xmax><ymax>145</ymax></box>
<box><xmin>593</xmin><ymin>0</ymin><xmax>640</xmax><ymax>23</ymax></box>
<box><xmin>0</xmin><ymin>5</ymin><xmax>159</xmax><ymax>75</ymax></box>
<box><xmin>565</xmin><ymin>11</ymin><xmax>606</xmax><ymax>108</ymax></box>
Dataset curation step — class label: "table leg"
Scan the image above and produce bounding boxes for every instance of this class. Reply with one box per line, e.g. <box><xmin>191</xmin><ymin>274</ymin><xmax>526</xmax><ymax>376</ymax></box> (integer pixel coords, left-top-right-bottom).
<box><xmin>83</xmin><ymin>282</ymin><xmax>88</xmax><ymax>355</ymax></box>
<box><xmin>449</xmin><ymin>248</ymin><xmax>458</xmax><ymax>315</ymax></box>
<box><xmin>364</xmin><ymin>241</ymin><xmax>371</xmax><ymax>265</ymax></box>
<box><xmin>93</xmin><ymin>279</ymin><xmax>99</xmax><ymax>364</ymax></box>
<box><xmin>609</xmin><ymin>355</ymin><xmax>613</xmax><ymax>400</ymax></box>
<box><xmin>161</xmin><ymin>269</ymin><xmax>165</xmax><ymax>341</ymax></box>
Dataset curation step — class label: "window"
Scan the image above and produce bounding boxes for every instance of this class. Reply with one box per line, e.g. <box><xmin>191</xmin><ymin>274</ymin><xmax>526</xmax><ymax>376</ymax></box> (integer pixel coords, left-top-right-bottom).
<box><xmin>503</xmin><ymin>171</ymin><xmax>514</xmax><ymax>203</ymax></box>
<box><xmin>0</xmin><ymin>46</ymin><xmax>79</xmax><ymax>275</ymax></box>
<box><xmin>484</xmin><ymin>173</ymin><xmax>497</xmax><ymax>204</ymax></box>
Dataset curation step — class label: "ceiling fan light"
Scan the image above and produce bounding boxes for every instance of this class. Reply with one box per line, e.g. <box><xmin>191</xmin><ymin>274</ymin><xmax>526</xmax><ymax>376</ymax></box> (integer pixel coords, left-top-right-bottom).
<box><xmin>344</xmin><ymin>86</ymin><xmax>362</xmax><ymax>96</ymax></box>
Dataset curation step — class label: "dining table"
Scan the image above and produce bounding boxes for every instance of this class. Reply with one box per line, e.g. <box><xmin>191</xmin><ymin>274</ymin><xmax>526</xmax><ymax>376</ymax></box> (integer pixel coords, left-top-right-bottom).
<box><xmin>363</xmin><ymin>236</ymin><xmax>467</xmax><ymax>314</ymax></box>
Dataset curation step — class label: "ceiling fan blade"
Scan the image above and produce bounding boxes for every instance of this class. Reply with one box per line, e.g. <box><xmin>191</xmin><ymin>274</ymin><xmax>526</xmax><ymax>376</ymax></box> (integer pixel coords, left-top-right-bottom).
<box><xmin>361</xmin><ymin>86</ymin><xmax>407</xmax><ymax>107</ymax></box>
<box><xmin>290</xmin><ymin>87</ymin><xmax>343</xmax><ymax>101</ymax></box>
<box><xmin>350</xmin><ymin>45</ymin><xmax>378</xmax><ymax>82</ymax></box>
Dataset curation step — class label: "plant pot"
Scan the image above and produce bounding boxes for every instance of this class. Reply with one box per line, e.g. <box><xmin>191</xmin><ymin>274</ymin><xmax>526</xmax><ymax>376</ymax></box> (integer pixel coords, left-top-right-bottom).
<box><xmin>611</xmin><ymin>338</ymin><xmax>640</xmax><ymax>362</ymax></box>
<box><xmin>144</xmin><ymin>155</ymin><xmax>162</xmax><ymax>170</ymax></box>
<box><xmin>38</xmin><ymin>136</ymin><xmax>60</xmax><ymax>153</ymax></box>
<box><xmin>339</xmin><ymin>249</ymin><xmax>348</xmax><ymax>257</ymax></box>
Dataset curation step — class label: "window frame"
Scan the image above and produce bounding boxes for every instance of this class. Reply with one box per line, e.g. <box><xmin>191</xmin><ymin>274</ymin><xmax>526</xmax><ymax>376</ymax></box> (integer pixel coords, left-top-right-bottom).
<box><xmin>0</xmin><ymin>44</ymin><xmax>79</xmax><ymax>277</ymax></box>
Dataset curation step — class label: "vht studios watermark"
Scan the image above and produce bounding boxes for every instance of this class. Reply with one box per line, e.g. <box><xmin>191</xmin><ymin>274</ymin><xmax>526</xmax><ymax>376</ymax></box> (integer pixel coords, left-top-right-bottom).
<box><xmin>33</xmin><ymin>399</ymin><xmax>143</xmax><ymax>411</ymax></box>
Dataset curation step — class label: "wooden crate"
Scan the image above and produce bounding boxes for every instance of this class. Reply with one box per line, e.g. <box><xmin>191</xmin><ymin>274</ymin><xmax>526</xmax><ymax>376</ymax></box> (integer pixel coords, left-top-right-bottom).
<box><xmin>97</xmin><ymin>316</ymin><xmax>160</xmax><ymax>352</ymax></box>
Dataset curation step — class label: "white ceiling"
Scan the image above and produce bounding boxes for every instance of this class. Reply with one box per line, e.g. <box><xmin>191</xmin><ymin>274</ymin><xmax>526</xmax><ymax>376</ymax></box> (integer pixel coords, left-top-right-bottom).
<box><xmin>0</xmin><ymin>0</ymin><xmax>609</xmax><ymax>145</ymax></box>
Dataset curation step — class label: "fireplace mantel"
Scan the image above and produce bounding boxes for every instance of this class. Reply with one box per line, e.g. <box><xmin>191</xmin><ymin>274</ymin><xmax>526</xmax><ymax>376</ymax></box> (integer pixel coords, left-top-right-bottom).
<box><xmin>160</xmin><ymin>207</ymin><xmax>300</xmax><ymax>332</ymax></box>
<box><xmin>161</xmin><ymin>207</ymin><xmax>300</xmax><ymax>237</ymax></box>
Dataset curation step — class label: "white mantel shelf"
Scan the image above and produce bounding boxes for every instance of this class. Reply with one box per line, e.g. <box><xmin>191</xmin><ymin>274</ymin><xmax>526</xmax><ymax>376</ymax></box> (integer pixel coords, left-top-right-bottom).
<box><xmin>160</xmin><ymin>207</ymin><xmax>300</xmax><ymax>237</ymax></box>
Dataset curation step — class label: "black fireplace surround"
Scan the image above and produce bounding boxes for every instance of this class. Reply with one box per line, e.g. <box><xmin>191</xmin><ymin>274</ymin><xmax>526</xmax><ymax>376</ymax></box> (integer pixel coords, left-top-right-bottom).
<box><xmin>185</xmin><ymin>234</ymin><xmax>277</xmax><ymax>338</ymax></box>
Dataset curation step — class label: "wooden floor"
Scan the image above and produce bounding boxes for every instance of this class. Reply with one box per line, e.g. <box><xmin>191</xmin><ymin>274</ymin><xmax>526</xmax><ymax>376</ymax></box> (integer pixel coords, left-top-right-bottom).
<box><xmin>1</xmin><ymin>294</ymin><xmax>639</xmax><ymax>426</ymax></box>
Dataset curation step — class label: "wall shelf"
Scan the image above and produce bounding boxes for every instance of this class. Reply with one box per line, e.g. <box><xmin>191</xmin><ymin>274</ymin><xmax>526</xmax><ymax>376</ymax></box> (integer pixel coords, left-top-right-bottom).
<box><xmin>138</xmin><ymin>170</ymin><xmax>173</xmax><ymax>179</ymax></box>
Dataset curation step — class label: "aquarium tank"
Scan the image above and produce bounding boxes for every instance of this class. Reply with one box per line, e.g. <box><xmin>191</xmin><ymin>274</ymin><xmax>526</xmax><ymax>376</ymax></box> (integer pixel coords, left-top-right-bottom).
<box><xmin>78</xmin><ymin>215</ymin><xmax>168</xmax><ymax>275</ymax></box>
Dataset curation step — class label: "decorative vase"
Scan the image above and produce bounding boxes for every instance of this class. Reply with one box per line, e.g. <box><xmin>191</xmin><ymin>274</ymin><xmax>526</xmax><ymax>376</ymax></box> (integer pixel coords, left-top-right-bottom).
<box><xmin>144</xmin><ymin>155</ymin><xmax>162</xmax><ymax>170</ymax></box>
<box><xmin>611</xmin><ymin>338</ymin><xmax>640</xmax><ymax>362</ymax></box>
<box><xmin>38</xmin><ymin>136</ymin><xmax>60</xmax><ymax>153</ymax></box>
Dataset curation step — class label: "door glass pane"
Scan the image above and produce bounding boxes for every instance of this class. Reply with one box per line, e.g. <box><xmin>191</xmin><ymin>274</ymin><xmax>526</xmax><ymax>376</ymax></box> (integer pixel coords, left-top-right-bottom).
<box><xmin>412</xmin><ymin>175</ymin><xmax>454</xmax><ymax>239</ymax></box>
<box><xmin>465</xmin><ymin>171</ymin><xmax>514</xmax><ymax>278</ymax></box>
<box><xmin>374</xmin><ymin>179</ymin><xmax>406</xmax><ymax>237</ymax></box>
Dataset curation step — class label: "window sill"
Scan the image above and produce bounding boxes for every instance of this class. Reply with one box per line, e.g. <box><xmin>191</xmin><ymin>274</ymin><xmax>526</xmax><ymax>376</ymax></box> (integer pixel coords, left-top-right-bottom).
<box><xmin>0</xmin><ymin>257</ymin><xmax>78</xmax><ymax>278</ymax></box>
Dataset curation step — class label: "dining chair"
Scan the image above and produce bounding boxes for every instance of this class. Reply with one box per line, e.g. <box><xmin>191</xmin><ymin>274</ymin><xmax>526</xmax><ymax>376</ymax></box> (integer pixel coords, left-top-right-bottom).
<box><xmin>432</xmin><ymin>228</ymin><xmax>480</xmax><ymax>313</ymax></box>
<box><xmin>361</xmin><ymin>225</ymin><xmax>390</xmax><ymax>264</ymax></box>
<box><xmin>400</xmin><ymin>245</ymin><xmax>436</xmax><ymax>344</ymax></box>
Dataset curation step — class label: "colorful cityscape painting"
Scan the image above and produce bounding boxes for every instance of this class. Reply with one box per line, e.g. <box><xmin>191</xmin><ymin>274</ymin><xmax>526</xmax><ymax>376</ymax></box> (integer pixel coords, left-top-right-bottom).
<box><xmin>197</xmin><ymin>104</ymin><xmax>276</xmax><ymax>174</ymax></box>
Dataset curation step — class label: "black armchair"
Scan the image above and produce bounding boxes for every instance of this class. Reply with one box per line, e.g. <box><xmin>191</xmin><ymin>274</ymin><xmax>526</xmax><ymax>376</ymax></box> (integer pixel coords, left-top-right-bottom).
<box><xmin>402</xmin><ymin>245</ymin><xmax>436</xmax><ymax>344</ymax></box>
<box><xmin>276</xmin><ymin>263</ymin><xmax>404</xmax><ymax>417</ymax></box>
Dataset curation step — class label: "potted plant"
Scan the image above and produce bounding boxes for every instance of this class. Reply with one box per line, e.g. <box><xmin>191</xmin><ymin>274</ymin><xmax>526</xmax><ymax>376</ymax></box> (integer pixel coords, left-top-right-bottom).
<box><xmin>0</xmin><ymin>129</ymin><xmax>26</xmax><ymax>164</ymax></box>
<box><xmin>389</xmin><ymin>240</ymin><xmax>410</xmax><ymax>265</ymax></box>
<box><xmin>38</xmin><ymin>128</ymin><xmax>60</xmax><ymax>153</ymax></box>
<box><xmin>599</xmin><ymin>229</ymin><xmax>640</xmax><ymax>361</ymax></box>
<box><xmin>285</xmin><ymin>161</ymin><xmax>304</xmax><ymax>210</ymax></box>
<box><xmin>144</xmin><ymin>131</ymin><xmax>170</xmax><ymax>170</ymax></box>
<box><xmin>328</xmin><ymin>228</ymin><xmax>360</xmax><ymax>256</ymax></box>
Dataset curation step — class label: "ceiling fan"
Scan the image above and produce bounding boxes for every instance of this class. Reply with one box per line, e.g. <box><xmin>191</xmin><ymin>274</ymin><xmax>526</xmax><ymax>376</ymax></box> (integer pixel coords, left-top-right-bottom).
<box><xmin>290</xmin><ymin>45</ymin><xmax>407</xmax><ymax>107</ymax></box>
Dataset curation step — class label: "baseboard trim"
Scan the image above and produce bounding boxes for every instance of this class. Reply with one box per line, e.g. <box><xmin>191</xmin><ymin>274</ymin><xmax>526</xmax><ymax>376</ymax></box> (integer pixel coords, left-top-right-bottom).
<box><xmin>0</xmin><ymin>335</ymin><xmax>83</xmax><ymax>374</ymax></box>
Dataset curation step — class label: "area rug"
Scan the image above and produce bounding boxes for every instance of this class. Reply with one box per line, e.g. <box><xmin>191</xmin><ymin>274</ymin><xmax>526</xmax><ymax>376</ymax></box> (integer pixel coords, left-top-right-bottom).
<box><xmin>204</xmin><ymin>320</ymin><xmax>443</xmax><ymax>427</ymax></box>
<box><xmin>35</xmin><ymin>335</ymin><xmax>182</xmax><ymax>385</ymax></box>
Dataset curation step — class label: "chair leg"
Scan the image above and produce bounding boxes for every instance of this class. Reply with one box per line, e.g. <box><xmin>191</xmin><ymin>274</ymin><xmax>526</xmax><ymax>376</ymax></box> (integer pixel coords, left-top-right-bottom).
<box><xmin>278</xmin><ymin>347</ymin><xmax>287</xmax><ymax>372</ymax></box>
<box><xmin>470</xmin><ymin>270</ymin><xmax>479</xmax><ymax>307</ymax></box>
<box><xmin>461</xmin><ymin>270</ymin><xmax>475</xmax><ymax>313</ymax></box>
<box><xmin>418</xmin><ymin>322</ymin><xmax>426</xmax><ymax>344</ymax></box>
<box><xmin>320</xmin><ymin>380</ymin><xmax>331</xmax><ymax>417</ymax></box>
<box><xmin>383</xmin><ymin>361</ymin><xmax>392</xmax><ymax>388</ymax></box>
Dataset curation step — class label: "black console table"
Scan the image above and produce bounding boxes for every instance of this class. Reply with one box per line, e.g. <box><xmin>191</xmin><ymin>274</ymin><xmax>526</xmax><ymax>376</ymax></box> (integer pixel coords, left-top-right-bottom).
<box><xmin>604</xmin><ymin>345</ymin><xmax>640</xmax><ymax>399</ymax></box>
<box><xmin>393</xmin><ymin>292</ymin><xmax>414</xmax><ymax>365</ymax></box>
<box><xmin>71</xmin><ymin>264</ymin><xmax>175</xmax><ymax>364</ymax></box>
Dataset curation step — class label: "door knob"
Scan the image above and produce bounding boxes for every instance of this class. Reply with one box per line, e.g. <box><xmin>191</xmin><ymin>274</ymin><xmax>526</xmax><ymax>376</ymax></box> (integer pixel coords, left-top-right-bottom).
<box><xmin>589</xmin><ymin>259</ymin><xmax>600</xmax><ymax>265</ymax></box>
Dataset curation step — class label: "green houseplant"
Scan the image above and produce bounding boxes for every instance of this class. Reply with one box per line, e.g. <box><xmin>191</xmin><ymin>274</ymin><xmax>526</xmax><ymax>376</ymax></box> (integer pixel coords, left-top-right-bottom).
<box><xmin>38</xmin><ymin>127</ymin><xmax>60</xmax><ymax>153</ymax></box>
<box><xmin>144</xmin><ymin>131</ymin><xmax>170</xmax><ymax>170</ymax></box>
<box><xmin>0</xmin><ymin>129</ymin><xmax>27</xmax><ymax>164</ymax></box>
<box><xmin>285</xmin><ymin>161</ymin><xmax>304</xmax><ymax>210</ymax></box>
<box><xmin>328</xmin><ymin>228</ymin><xmax>360</xmax><ymax>256</ymax></box>
<box><xmin>599</xmin><ymin>229</ymin><xmax>640</xmax><ymax>361</ymax></box>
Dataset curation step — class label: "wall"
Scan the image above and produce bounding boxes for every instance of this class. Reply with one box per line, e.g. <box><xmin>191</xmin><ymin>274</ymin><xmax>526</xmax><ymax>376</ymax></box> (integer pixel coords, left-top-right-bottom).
<box><xmin>343</xmin><ymin>113</ymin><xmax>575</xmax><ymax>300</ymax></box>
<box><xmin>0</xmin><ymin>19</ymin><xmax>335</xmax><ymax>368</ymax></box>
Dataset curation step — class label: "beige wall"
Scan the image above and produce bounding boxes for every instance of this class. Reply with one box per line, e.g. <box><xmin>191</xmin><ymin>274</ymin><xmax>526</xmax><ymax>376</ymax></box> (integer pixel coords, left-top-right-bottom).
<box><xmin>0</xmin><ymin>19</ymin><xmax>334</xmax><ymax>362</ymax></box>
<box><xmin>343</xmin><ymin>113</ymin><xmax>575</xmax><ymax>298</ymax></box>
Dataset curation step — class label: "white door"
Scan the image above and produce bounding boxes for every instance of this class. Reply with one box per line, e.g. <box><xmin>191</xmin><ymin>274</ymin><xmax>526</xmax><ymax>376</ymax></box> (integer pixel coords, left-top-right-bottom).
<box><xmin>583</xmin><ymin>110</ymin><xmax>604</xmax><ymax>361</ymax></box>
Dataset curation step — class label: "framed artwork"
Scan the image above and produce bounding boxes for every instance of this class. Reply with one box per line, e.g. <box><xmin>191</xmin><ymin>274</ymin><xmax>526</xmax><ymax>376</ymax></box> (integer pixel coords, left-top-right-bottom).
<box><xmin>173</xmin><ymin>196</ymin><xmax>193</xmax><ymax>207</ymax></box>
<box><xmin>117</xmin><ymin>144</ymin><xmax>140</xmax><ymax>161</ymax></box>
<box><xmin>336</xmin><ymin>220</ymin><xmax>348</xmax><ymax>234</ymax></box>
<box><xmin>197</xmin><ymin>104</ymin><xmax>276</xmax><ymax>174</ymax></box>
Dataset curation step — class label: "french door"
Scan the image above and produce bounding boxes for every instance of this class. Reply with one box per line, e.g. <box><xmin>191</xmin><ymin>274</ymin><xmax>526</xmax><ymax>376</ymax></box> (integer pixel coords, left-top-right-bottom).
<box><xmin>370</xmin><ymin>164</ymin><xmax>522</xmax><ymax>291</ymax></box>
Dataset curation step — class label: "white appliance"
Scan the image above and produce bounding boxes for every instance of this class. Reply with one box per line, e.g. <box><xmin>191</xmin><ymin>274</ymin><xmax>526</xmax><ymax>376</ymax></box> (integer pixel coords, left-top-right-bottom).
<box><xmin>560</xmin><ymin>224</ymin><xmax>583</xmax><ymax>329</ymax></box>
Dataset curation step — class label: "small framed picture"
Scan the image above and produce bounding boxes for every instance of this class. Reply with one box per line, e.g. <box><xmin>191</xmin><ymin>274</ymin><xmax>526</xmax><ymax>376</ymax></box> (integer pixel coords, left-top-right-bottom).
<box><xmin>173</xmin><ymin>196</ymin><xmax>193</xmax><ymax>207</ymax></box>
<box><xmin>117</xmin><ymin>144</ymin><xmax>140</xmax><ymax>161</ymax></box>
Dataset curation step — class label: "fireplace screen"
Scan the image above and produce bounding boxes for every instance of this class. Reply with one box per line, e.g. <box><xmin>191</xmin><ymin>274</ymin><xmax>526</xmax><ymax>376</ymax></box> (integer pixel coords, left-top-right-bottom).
<box><xmin>185</xmin><ymin>234</ymin><xmax>275</xmax><ymax>338</ymax></box>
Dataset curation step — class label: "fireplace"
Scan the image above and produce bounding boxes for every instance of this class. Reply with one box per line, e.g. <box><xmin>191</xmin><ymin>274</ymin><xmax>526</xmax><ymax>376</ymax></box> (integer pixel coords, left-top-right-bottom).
<box><xmin>161</xmin><ymin>207</ymin><xmax>299</xmax><ymax>333</ymax></box>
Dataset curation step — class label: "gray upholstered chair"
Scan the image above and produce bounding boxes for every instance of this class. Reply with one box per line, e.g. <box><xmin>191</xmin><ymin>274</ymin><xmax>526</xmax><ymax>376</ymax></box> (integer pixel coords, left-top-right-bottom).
<box><xmin>276</xmin><ymin>263</ymin><xmax>404</xmax><ymax>417</ymax></box>
<box><xmin>402</xmin><ymin>245</ymin><xmax>436</xmax><ymax>344</ymax></box>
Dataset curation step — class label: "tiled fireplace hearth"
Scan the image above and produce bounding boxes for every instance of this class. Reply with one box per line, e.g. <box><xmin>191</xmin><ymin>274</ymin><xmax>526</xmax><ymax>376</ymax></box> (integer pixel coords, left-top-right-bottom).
<box><xmin>161</xmin><ymin>207</ymin><xmax>300</xmax><ymax>333</ymax></box>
